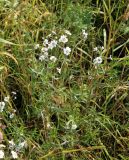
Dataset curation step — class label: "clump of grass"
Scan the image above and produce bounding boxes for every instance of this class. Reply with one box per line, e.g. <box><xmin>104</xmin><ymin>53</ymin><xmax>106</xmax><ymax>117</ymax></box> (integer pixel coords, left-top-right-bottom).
<box><xmin>0</xmin><ymin>0</ymin><xmax>129</xmax><ymax>159</ymax></box>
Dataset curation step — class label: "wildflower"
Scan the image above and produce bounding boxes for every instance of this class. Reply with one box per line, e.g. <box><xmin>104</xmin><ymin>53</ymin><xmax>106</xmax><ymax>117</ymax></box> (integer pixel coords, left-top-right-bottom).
<box><xmin>14</xmin><ymin>96</ymin><xmax>17</xmax><ymax>100</ymax></box>
<box><xmin>0</xmin><ymin>144</ymin><xmax>6</xmax><ymax>149</ymax></box>
<box><xmin>71</xmin><ymin>123</ymin><xmax>77</xmax><ymax>130</ymax></box>
<box><xmin>109</xmin><ymin>55</ymin><xmax>113</xmax><ymax>60</ymax></box>
<box><xmin>12</xmin><ymin>91</ymin><xmax>16</xmax><ymax>95</ymax></box>
<box><xmin>9</xmin><ymin>139</ymin><xmax>15</xmax><ymax>149</ymax></box>
<box><xmin>66</xmin><ymin>121</ymin><xmax>77</xmax><ymax>130</ymax></box>
<box><xmin>64</xmin><ymin>30</ymin><xmax>71</xmax><ymax>35</ymax></box>
<box><xmin>50</xmin><ymin>56</ymin><xmax>57</xmax><ymax>62</ymax></box>
<box><xmin>4</xmin><ymin>96</ymin><xmax>9</xmax><ymax>102</ymax></box>
<box><xmin>0</xmin><ymin>150</ymin><xmax>4</xmax><ymax>159</ymax></box>
<box><xmin>48</xmin><ymin>40</ymin><xmax>57</xmax><ymax>49</ymax></box>
<box><xmin>59</xmin><ymin>35</ymin><xmax>68</xmax><ymax>43</ymax></box>
<box><xmin>63</xmin><ymin>47</ymin><xmax>71</xmax><ymax>56</ymax></box>
<box><xmin>39</xmin><ymin>55</ymin><xmax>46</xmax><ymax>61</ymax></box>
<box><xmin>101</xmin><ymin>46</ymin><xmax>104</xmax><ymax>50</ymax></box>
<box><xmin>82</xmin><ymin>29</ymin><xmax>88</xmax><ymax>39</ymax></box>
<box><xmin>39</xmin><ymin>52</ymin><xmax>48</xmax><ymax>61</ymax></box>
<box><xmin>93</xmin><ymin>47</ymin><xmax>98</xmax><ymax>52</ymax></box>
<box><xmin>9</xmin><ymin>109</ymin><xmax>16</xmax><ymax>119</ymax></box>
<box><xmin>34</xmin><ymin>44</ymin><xmax>39</xmax><ymax>49</ymax></box>
<box><xmin>13</xmin><ymin>109</ymin><xmax>16</xmax><ymax>113</ymax></box>
<box><xmin>0</xmin><ymin>102</ymin><xmax>5</xmax><ymax>112</ymax></box>
<box><xmin>43</xmin><ymin>39</ymin><xmax>49</xmax><ymax>46</ymax></box>
<box><xmin>9</xmin><ymin>113</ymin><xmax>15</xmax><ymax>119</ymax></box>
<box><xmin>41</xmin><ymin>47</ymin><xmax>48</xmax><ymax>53</ymax></box>
<box><xmin>56</xmin><ymin>68</ymin><xmax>61</xmax><ymax>74</ymax></box>
<box><xmin>11</xmin><ymin>151</ymin><xmax>18</xmax><ymax>159</ymax></box>
<box><xmin>93</xmin><ymin>56</ymin><xmax>102</xmax><ymax>65</ymax></box>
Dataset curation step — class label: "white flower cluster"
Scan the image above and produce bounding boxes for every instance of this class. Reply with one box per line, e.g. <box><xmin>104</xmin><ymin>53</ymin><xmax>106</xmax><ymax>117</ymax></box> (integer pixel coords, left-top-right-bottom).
<box><xmin>0</xmin><ymin>94</ymin><xmax>16</xmax><ymax>119</ymax></box>
<box><xmin>39</xmin><ymin>52</ymin><xmax>48</xmax><ymax>62</ymax></box>
<box><xmin>35</xmin><ymin>29</ymin><xmax>72</xmax><ymax>64</ymax></box>
<box><xmin>93</xmin><ymin>46</ymin><xmax>104</xmax><ymax>52</ymax></box>
<box><xmin>0</xmin><ymin>139</ymin><xmax>27</xmax><ymax>159</ymax></box>
<box><xmin>8</xmin><ymin>139</ymin><xmax>27</xmax><ymax>159</ymax></box>
<box><xmin>9</xmin><ymin>139</ymin><xmax>27</xmax><ymax>151</ymax></box>
<box><xmin>0</xmin><ymin>95</ymin><xmax>10</xmax><ymax>112</ymax></box>
<box><xmin>48</xmin><ymin>40</ymin><xmax>57</xmax><ymax>50</ymax></box>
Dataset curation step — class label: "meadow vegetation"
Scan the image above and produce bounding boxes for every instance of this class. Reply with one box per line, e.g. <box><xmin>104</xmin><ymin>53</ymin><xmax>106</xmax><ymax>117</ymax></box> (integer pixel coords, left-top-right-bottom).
<box><xmin>1</xmin><ymin>0</ymin><xmax>129</xmax><ymax>159</ymax></box>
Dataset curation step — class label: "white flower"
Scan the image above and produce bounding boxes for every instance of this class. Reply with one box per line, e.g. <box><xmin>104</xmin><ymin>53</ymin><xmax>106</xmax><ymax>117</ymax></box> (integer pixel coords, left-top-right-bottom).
<box><xmin>82</xmin><ymin>29</ymin><xmax>88</xmax><ymax>39</ymax></box>
<box><xmin>41</xmin><ymin>47</ymin><xmax>48</xmax><ymax>53</ymax></box>
<box><xmin>93</xmin><ymin>47</ymin><xmax>98</xmax><ymax>52</ymax></box>
<box><xmin>0</xmin><ymin>102</ymin><xmax>5</xmax><ymax>112</ymax></box>
<box><xmin>12</xmin><ymin>91</ymin><xmax>16</xmax><ymax>95</ymax></box>
<box><xmin>50</xmin><ymin>56</ymin><xmax>57</xmax><ymax>62</ymax></box>
<box><xmin>101</xmin><ymin>46</ymin><xmax>104</xmax><ymax>50</ymax></box>
<box><xmin>0</xmin><ymin>145</ymin><xmax>6</xmax><ymax>149</ymax></box>
<box><xmin>39</xmin><ymin>55</ymin><xmax>45</xmax><ymax>61</ymax></box>
<box><xmin>11</xmin><ymin>151</ymin><xmax>18</xmax><ymax>159</ymax></box>
<box><xmin>13</xmin><ymin>109</ymin><xmax>16</xmax><ymax>113</ymax></box>
<box><xmin>56</xmin><ymin>68</ymin><xmax>61</xmax><ymax>74</ymax></box>
<box><xmin>9</xmin><ymin>139</ymin><xmax>15</xmax><ymax>150</ymax></box>
<box><xmin>43</xmin><ymin>39</ymin><xmax>49</xmax><ymax>46</ymax></box>
<box><xmin>0</xmin><ymin>150</ymin><xmax>4</xmax><ymax>159</ymax></box>
<box><xmin>66</xmin><ymin>121</ymin><xmax>77</xmax><ymax>130</ymax></box>
<box><xmin>66</xmin><ymin>123</ymin><xmax>70</xmax><ymax>129</ymax></box>
<box><xmin>14</xmin><ymin>96</ymin><xmax>17</xmax><ymax>100</ymax></box>
<box><xmin>63</xmin><ymin>47</ymin><xmax>71</xmax><ymax>56</ymax></box>
<box><xmin>65</xmin><ymin>115</ymin><xmax>77</xmax><ymax>130</ymax></box>
<box><xmin>59</xmin><ymin>35</ymin><xmax>68</xmax><ymax>43</ymax></box>
<box><xmin>4</xmin><ymin>96</ymin><xmax>9</xmax><ymax>102</ymax></box>
<box><xmin>9</xmin><ymin>113</ymin><xmax>15</xmax><ymax>119</ymax></box>
<box><xmin>83</xmin><ymin>32</ymin><xmax>88</xmax><ymax>39</ymax></box>
<box><xmin>109</xmin><ymin>55</ymin><xmax>112</xmax><ymax>60</ymax></box>
<box><xmin>34</xmin><ymin>44</ymin><xmax>39</xmax><ymax>49</ymax></box>
<box><xmin>93</xmin><ymin>57</ymin><xmax>102</xmax><ymax>65</ymax></box>
<box><xmin>39</xmin><ymin>52</ymin><xmax>48</xmax><ymax>61</ymax></box>
<box><xmin>64</xmin><ymin>30</ymin><xmax>71</xmax><ymax>35</ymax></box>
<box><xmin>48</xmin><ymin>40</ymin><xmax>57</xmax><ymax>49</ymax></box>
<box><xmin>71</xmin><ymin>123</ymin><xmax>77</xmax><ymax>130</ymax></box>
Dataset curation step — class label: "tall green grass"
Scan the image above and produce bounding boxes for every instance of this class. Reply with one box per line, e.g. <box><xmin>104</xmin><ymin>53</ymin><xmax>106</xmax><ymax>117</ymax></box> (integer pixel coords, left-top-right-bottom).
<box><xmin>0</xmin><ymin>0</ymin><xmax>129</xmax><ymax>159</ymax></box>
